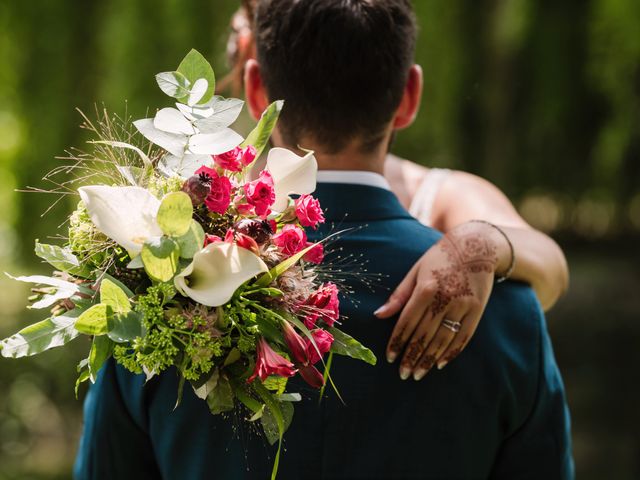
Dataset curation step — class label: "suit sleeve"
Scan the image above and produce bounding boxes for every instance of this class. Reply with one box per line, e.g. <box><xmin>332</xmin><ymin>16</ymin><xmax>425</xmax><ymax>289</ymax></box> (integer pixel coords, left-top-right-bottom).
<box><xmin>73</xmin><ymin>360</ymin><xmax>162</xmax><ymax>480</ymax></box>
<box><xmin>490</xmin><ymin>303</ymin><xmax>575</xmax><ymax>480</ymax></box>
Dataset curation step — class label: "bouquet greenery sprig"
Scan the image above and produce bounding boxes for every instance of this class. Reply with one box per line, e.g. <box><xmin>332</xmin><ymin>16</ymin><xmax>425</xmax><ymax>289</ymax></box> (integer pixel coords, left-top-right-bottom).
<box><xmin>0</xmin><ymin>50</ymin><xmax>375</xmax><ymax>479</ymax></box>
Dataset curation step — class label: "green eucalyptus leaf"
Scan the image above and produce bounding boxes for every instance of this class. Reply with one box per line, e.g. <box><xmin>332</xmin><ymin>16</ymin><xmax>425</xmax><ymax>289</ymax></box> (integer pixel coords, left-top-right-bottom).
<box><xmin>75</xmin><ymin>304</ymin><xmax>111</xmax><ymax>335</ymax></box>
<box><xmin>141</xmin><ymin>237</ymin><xmax>180</xmax><ymax>282</ymax></box>
<box><xmin>177</xmin><ymin>49</ymin><xmax>215</xmax><ymax>104</ymax></box>
<box><xmin>242</xmin><ymin>100</ymin><xmax>284</xmax><ymax>161</ymax></box>
<box><xmin>206</xmin><ymin>374</ymin><xmax>234</xmax><ymax>415</ymax></box>
<box><xmin>100</xmin><ymin>278</ymin><xmax>131</xmax><ymax>314</ymax></box>
<box><xmin>157</xmin><ymin>192</ymin><xmax>193</xmax><ymax>237</ymax></box>
<box><xmin>156</xmin><ymin>71</ymin><xmax>191</xmax><ymax>99</ymax></box>
<box><xmin>328</xmin><ymin>327</ymin><xmax>377</xmax><ymax>365</ymax></box>
<box><xmin>89</xmin><ymin>335</ymin><xmax>114</xmax><ymax>382</ymax></box>
<box><xmin>0</xmin><ymin>311</ymin><xmax>80</xmax><ymax>358</ymax></box>
<box><xmin>176</xmin><ymin>220</ymin><xmax>205</xmax><ymax>259</ymax></box>
<box><xmin>34</xmin><ymin>241</ymin><xmax>89</xmax><ymax>277</ymax></box>
<box><xmin>100</xmin><ymin>273</ymin><xmax>134</xmax><ymax>297</ymax></box>
<box><xmin>107</xmin><ymin>311</ymin><xmax>145</xmax><ymax>343</ymax></box>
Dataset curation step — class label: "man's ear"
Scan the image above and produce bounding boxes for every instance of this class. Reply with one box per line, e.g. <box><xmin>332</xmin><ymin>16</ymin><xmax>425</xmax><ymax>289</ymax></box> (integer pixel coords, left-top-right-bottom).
<box><xmin>244</xmin><ymin>59</ymin><xmax>270</xmax><ymax>121</ymax></box>
<box><xmin>392</xmin><ymin>64</ymin><xmax>423</xmax><ymax>130</ymax></box>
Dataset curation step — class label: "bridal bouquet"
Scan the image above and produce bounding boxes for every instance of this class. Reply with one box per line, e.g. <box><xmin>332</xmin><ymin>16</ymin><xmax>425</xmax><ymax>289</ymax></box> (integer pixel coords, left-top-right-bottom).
<box><xmin>1</xmin><ymin>50</ymin><xmax>375</xmax><ymax>478</ymax></box>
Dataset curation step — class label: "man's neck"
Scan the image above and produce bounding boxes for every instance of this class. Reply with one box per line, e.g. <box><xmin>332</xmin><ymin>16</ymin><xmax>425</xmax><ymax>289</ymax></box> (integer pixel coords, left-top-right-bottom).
<box><xmin>273</xmin><ymin>135</ymin><xmax>388</xmax><ymax>174</ymax></box>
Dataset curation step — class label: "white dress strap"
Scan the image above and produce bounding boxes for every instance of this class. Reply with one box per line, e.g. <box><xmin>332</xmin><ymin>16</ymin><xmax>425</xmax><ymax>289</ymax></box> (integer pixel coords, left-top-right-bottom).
<box><xmin>408</xmin><ymin>168</ymin><xmax>452</xmax><ymax>226</ymax></box>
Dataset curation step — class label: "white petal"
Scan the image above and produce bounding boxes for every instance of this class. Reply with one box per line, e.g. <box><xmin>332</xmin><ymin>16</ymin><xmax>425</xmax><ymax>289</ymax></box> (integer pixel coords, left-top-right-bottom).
<box><xmin>194</xmin><ymin>97</ymin><xmax>244</xmax><ymax>132</ymax></box>
<box><xmin>174</xmin><ymin>242</ymin><xmax>268</xmax><ymax>307</ymax></box>
<box><xmin>187</xmin><ymin>78</ymin><xmax>209</xmax><ymax>106</ymax></box>
<box><xmin>154</xmin><ymin>108</ymin><xmax>196</xmax><ymax>135</ymax></box>
<box><xmin>266</xmin><ymin>148</ymin><xmax>318</xmax><ymax>211</ymax></box>
<box><xmin>157</xmin><ymin>153</ymin><xmax>212</xmax><ymax>178</ymax></box>
<box><xmin>187</xmin><ymin>129</ymin><xmax>244</xmax><ymax>155</ymax></box>
<box><xmin>176</xmin><ymin>102</ymin><xmax>213</xmax><ymax>120</ymax></box>
<box><xmin>134</xmin><ymin>118</ymin><xmax>188</xmax><ymax>156</ymax></box>
<box><xmin>78</xmin><ymin>186</ymin><xmax>163</xmax><ymax>256</ymax></box>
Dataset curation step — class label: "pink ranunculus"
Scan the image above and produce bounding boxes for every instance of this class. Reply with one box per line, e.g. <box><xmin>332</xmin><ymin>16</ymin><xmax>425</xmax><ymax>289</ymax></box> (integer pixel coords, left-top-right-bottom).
<box><xmin>204</xmin><ymin>172</ymin><xmax>232</xmax><ymax>214</ymax></box>
<box><xmin>248</xmin><ymin>338</ymin><xmax>297</xmax><ymax>383</ymax></box>
<box><xmin>305</xmin><ymin>328</ymin><xmax>334</xmax><ymax>365</ymax></box>
<box><xmin>298</xmin><ymin>364</ymin><xmax>325</xmax><ymax>388</ymax></box>
<box><xmin>282</xmin><ymin>321</ymin><xmax>309</xmax><ymax>365</ymax></box>
<box><xmin>302</xmin><ymin>282</ymin><xmax>340</xmax><ymax>329</ymax></box>
<box><xmin>213</xmin><ymin>147</ymin><xmax>243</xmax><ymax>172</ymax></box>
<box><xmin>244</xmin><ymin>170</ymin><xmax>275</xmax><ymax>217</ymax></box>
<box><xmin>203</xmin><ymin>234</ymin><xmax>222</xmax><ymax>247</ymax></box>
<box><xmin>272</xmin><ymin>224</ymin><xmax>307</xmax><ymax>257</ymax></box>
<box><xmin>303</xmin><ymin>242</ymin><xmax>324</xmax><ymax>264</ymax></box>
<box><xmin>295</xmin><ymin>194</ymin><xmax>325</xmax><ymax>228</ymax></box>
<box><xmin>241</xmin><ymin>145</ymin><xmax>257</xmax><ymax>166</ymax></box>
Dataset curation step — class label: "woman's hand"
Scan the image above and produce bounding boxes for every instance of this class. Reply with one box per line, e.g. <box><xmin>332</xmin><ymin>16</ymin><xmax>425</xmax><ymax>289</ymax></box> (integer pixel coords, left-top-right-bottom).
<box><xmin>374</xmin><ymin>221</ymin><xmax>511</xmax><ymax>380</ymax></box>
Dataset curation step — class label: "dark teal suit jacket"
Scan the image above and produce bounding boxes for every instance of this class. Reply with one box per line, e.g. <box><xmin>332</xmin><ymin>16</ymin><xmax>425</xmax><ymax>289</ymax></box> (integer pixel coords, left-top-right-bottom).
<box><xmin>74</xmin><ymin>183</ymin><xmax>574</xmax><ymax>479</ymax></box>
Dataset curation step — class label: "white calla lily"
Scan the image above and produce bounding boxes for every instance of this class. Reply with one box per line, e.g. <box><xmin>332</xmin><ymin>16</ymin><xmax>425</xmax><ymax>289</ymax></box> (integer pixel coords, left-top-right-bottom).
<box><xmin>266</xmin><ymin>147</ymin><xmax>318</xmax><ymax>211</ymax></box>
<box><xmin>78</xmin><ymin>186</ymin><xmax>163</xmax><ymax>256</ymax></box>
<box><xmin>174</xmin><ymin>242</ymin><xmax>268</xmax><ymax>307</ymax></box>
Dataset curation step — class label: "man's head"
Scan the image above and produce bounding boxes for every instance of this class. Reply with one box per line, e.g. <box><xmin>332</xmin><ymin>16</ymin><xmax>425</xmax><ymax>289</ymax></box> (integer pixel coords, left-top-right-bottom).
<box><xmin>245</xmin><ymin>0</ymin><xmax>422</xmax><ymax>157</ymax></box>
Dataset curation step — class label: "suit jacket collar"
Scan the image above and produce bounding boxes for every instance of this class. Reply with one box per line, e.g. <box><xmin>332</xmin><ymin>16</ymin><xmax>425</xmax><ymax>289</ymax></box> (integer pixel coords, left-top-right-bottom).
<box><xmin>313</xmin><ymin>182</ymin><xmax>414</xmax><ymax>222</ymax></box>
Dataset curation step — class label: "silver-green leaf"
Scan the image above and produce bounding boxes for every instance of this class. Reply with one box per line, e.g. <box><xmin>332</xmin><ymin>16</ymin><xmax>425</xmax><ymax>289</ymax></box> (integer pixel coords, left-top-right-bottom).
<box><xmin>0</xmin><ymin>312</ymin><xmax>80</xmax><ymax>358</ymax></box>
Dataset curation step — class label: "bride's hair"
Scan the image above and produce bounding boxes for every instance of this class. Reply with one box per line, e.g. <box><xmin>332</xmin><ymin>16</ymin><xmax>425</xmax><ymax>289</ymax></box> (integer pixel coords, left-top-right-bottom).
<box><xmin>218</xmin><ymin>0</ymin><xmax>257</xmax><ymax>95</ymax></box>
<box><xmin>254</xmin><ymin>0</ymin><xmax>417</xmax><ymax>153</ymax></box>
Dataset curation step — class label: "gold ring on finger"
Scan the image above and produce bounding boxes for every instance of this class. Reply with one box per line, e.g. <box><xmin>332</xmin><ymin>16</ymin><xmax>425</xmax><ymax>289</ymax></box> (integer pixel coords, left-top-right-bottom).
<box><xmin>441</xmin><ymin>318</ymin><xmax>462</xmax><ymax>333</ymax></box>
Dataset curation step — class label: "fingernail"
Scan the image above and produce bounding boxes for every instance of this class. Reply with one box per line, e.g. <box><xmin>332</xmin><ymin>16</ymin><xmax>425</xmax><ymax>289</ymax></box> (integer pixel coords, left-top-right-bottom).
<box><xmin>399</xmin><ymin>368</ymin><xmax>411</xmax><ymax>380</ymax></box>
<box><xmin>437</xmin><ymin>360</ymin><xmax>448</xmax><ymax>370</ymax></box>
<box><xmin>374</xmin><ymin>305</ymin><xmax>388</xmax><ymax>317</ymax></box>
<box><xmin>413</xmin><ymin>370</ymin><xmax>426</xmax><ymax>381</ymax></box>
<box><xmin>386</xmin><ymin>352</ymin><xmax>397</xmax><ymax>363</ymax></box>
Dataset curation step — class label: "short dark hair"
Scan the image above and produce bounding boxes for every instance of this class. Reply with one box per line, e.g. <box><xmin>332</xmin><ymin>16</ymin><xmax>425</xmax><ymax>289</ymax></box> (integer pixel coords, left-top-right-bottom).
<box><xmin>255</xmin><ymin>0</ymin><xmax>417</xmax><ymax>153</ymax></box>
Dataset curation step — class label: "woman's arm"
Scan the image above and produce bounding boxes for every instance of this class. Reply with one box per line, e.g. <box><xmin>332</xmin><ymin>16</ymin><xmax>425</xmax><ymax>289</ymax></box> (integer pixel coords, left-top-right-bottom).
<box><xmin>432</xmin><ymin>171</ymin><xmax>569</xmax><ymax>310</ymax></box>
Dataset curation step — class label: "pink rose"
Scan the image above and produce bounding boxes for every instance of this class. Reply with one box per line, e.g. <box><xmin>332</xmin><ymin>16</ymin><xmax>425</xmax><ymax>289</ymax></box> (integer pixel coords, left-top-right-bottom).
<box><xmin>295</xmin><ymin>194</ymin><xmax>325</xmax><ymax>228</ymax></box>
<box><xmin>244</xmin><ymin>170</ymin><xmax>275</xmax><ymax>217</ymax></box>
<box><xmin>241</xmin><ymin>145</ymin><xmax>257</xmax><ymax>166</ymax></box>
<box><xmin>213</xmin><ymin>147</ymin><xmax>243</xmax><ymax>172</ymax></box>
<box><xmin>204</xmin><ymin>172</ymin><xmax>232</xmax><ymax>214</ymax></box>
<box><xmin>303</xmin><ymin>242</ymin><xmax>324</xmax><ymax>264</ymax></box>
<box><xmin>302</xmin><ymin>282</ymin><xmax>340</xmax><ymax>329</ymax></box>
<box><xmin>248</xmin><ymin>338</ymin><xmax>297</xmax><ymax>383</ymax></box>
<box><xmin>272</xmin><ymin>224</ymin><xmax>307</xmax><ymax>257</ymax></box>
<box><xmin>305</xmin><ymin>328</ymin><xmax>334</xmax><ymax>364</ymax></box>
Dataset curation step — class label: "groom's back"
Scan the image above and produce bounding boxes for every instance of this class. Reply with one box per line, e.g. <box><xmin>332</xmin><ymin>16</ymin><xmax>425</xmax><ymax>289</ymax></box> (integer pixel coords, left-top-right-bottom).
<box><xmin>278</xmin><ymin>183</ymin><xmax>573</xmax><ymax>479</ymax></box>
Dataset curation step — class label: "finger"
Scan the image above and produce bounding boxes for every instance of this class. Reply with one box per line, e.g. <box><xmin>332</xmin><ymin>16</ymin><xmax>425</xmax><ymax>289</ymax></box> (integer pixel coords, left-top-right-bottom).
<box><xmin>374</xmin><ymin>262</ymin><xmax>419</xmax><ymax>318</ymax></box>
<box><xmin>437</xmin><ymin>306</ymin><xmax>483</xmax><ymax>370</ymax></box>
<box><xmin>412</xmin><ymin>313</ymin><xmax>464</xmax><ymax>381</ymax></box>
<box><xmin>385</xmin><ymin>281</ymin><xmax>436</xmax><ymax>364</ymax></box>
<box><xmin>397</xmin><ymin>309</ymin><xmax>440</xmax><ymax>380</ymax></box>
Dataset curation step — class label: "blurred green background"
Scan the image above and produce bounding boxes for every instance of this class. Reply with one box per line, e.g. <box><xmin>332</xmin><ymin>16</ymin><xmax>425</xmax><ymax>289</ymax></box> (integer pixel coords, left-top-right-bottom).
<box><xmin>0</xmin><ymin>0</ymin><xmax>638</xmax><ymax>478</ymax></box>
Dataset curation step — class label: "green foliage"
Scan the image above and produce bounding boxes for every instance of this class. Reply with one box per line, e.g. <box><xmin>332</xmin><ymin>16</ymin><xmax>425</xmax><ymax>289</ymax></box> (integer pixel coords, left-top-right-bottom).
<box><xmin>75</xmin><ymin>304</ymin><xmax>110</xmax><ymax>335</ymax></box>
<box><xmin>34</xmin><ymin>241</ymin><xmax>90</xmax><ymax>278</ymax></box>
<box><xmin>328</xmin><ymin>327</ymin><xmax>377</xmax><ymax>366</ymax></box>
<box><xmin>0</xmin><ymin>312</ymin><xmax>81</xmax><ymax>358</ymax></box>
<box><xmin>177</xmin><ymin>49</ymin><xmax>216</xmax><ymax>104</ymax></box>
<box><xmin>141</xmin><ymin>237</ymin><xmax>180</xmax><ymax>282</ymax></box>
<box><xmin>176</xmin><ymin>220</ymin><xmax>205</xmax><ymax>259</ymax></box>
<box><xmin>242</xmin><ymin>100</ymin><xmax>284</xmax><ymax>160</ymax></box>
<box><xmin>157</xmin><ymin>192</ymin><xmax>193</xmax><ymax>237</ymax></box>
